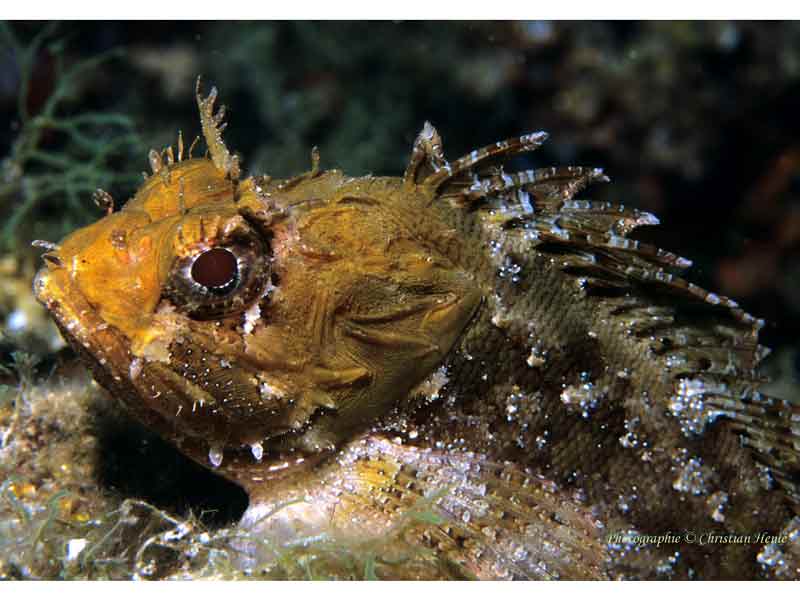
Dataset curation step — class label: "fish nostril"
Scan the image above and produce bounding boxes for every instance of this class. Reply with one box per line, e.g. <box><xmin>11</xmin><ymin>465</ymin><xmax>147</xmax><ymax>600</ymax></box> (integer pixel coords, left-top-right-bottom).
<box><xmin>42</xmin><ymin>253</ymin><xmax>63</xmax><ymax>268</ymax></box>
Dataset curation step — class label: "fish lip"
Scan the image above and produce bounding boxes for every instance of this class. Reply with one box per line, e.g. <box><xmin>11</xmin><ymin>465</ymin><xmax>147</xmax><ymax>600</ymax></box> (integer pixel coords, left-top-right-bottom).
<box><xmin>33</xmin><ymin>265</ymin><xmax>133</xmax><ymax>386</ymax></box>
<box><xmin>33</xmin><ymin>264</ymin><xmax>211</xmax><ymax>468</ymax></box>
<box><xmin>34</xmin><ymin>264</ymin><xmax>269</xmax><ymax>449</ymax></box>
<box><xmin>34</xmin><ymin>265</ymin><xmax>206</xmax><ymax>448</ymax></box>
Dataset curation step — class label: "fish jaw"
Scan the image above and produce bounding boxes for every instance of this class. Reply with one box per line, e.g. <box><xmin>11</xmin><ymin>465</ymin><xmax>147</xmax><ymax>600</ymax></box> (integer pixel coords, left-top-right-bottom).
<box><xmin>33</xmin><ymin>260</ymin><xmax>298</xmax><ymax>481</ymax></box>
<box><xmin>32</xmin><ymin>263</ymin><xmax>160</xmax><ymax>431</ymax></box>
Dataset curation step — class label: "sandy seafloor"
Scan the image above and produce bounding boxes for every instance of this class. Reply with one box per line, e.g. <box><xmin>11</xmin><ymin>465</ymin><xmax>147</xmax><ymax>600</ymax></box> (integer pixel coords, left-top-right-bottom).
<box><xmin>1</xmin><ymin>21</ymin><xmax>799</xmax><ymax>579</ymax></box>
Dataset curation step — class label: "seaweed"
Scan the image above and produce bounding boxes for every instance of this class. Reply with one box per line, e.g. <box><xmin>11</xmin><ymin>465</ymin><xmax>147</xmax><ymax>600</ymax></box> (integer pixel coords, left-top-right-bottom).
<box><xmin>0</xmin><ymin>350</ymin><xmax>37</xmax><ymax>448</ymax></box>
<box><xmin>0</xmin><ymin>23</ymin><xmax>143</xmax><ymax>252</ymax></box>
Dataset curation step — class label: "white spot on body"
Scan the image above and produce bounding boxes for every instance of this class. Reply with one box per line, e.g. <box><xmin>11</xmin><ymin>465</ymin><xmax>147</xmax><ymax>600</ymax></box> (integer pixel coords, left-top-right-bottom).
<box><xmin>560</xmin><ymin>382</ymin><xmax>606</xmax><ymax>418</ymax></box>
<box><xmin>259</xmin><ymin>379</ymin><xmax>285</xmax><ymax>401</ymax></box>
<box><xmin>242</xmin><ymin>301</ymin><xmax>261</xmax><ymax>335</ymax></box>
<box><xmin>411</xmin><ymin>365</ymin><xmax>449</xmax><ymax>402</ymax></box>
<box><xmin>672</xmin><ymin>456</ymin><xmax>711</xmax><ymax>496</ymax></box>
<box><xmin>757</xmin><ymin>544</ymin><xmax>783</xmax><ymax>568</ymax></box>
<box><xmin>669</xmin><ymin>377</ymin><xmax>729</xmax><ymax>436</ymax></box>
<box><xmin>208</xmin><ymin>445</ymin><xmax>223</xmax><ymax>468</ymax></box>
<box><xmin>707</xmin><ymin>490</ymin><xmax>729</xmax><ymax>522</ymax></box>
<box><xmin>518</xmin><ymin>191</ymin><xmax>534</xmax><ymax>214</ymax></box>
<box><xmin>250</xmin><ymin>442</ymin><xmax>264</xmax><ymax>462</ymax></box>
<box><xmin>129</xmin><ymin>357</ymin><xmax>143</xmax><ymax>380</ymax></box>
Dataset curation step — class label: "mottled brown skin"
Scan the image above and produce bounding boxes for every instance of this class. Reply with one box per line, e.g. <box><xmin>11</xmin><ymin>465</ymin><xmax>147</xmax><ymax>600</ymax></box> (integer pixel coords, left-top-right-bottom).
<box><xmin>34</xmin><ymin>83</ymin><xmax>800</xmax><ymax>579</ymax></box>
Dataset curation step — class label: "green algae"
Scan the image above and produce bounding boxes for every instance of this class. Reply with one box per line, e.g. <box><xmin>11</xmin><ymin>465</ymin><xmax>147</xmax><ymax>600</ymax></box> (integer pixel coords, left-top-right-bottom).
<box><xmin>0</xmin><ymin>23</ymin><xmax>143</xmax><ymax>253</ymax></box>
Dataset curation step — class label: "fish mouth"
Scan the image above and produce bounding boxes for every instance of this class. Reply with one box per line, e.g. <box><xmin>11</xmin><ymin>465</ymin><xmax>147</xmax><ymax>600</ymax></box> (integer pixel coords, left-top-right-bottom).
<box><xmin>33</xmin><ymin>266</ymin><xmax>134</xmax><ymax>386</ymax></box>
<box><xmin>33</xmin><ymin>265</ymin><xmax>203</xmax><ymax>448</ymax></box>
<box><xmin>32</xmin><ymin>265</ymin><xmax>313</xmax><ymax>477</ymax></box>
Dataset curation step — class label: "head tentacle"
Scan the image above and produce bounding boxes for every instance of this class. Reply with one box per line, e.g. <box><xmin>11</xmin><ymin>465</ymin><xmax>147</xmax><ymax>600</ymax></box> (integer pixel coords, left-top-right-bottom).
<box><xmin>196</xmin><ymin>76</ymin><xmax>241</xmax><ymax>181</ymax></box>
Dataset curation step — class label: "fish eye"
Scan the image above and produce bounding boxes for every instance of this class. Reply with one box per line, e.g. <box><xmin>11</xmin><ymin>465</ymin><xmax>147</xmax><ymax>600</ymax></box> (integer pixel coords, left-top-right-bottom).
<box><xmin>164</xmin><ymin>230</ymin><xmax>272</xmax><ymax>320</ymax></box>
<box><xmin>191</xmin><ymin>247</ymin><xmax>239</xmax><ymax>292</ymax></box>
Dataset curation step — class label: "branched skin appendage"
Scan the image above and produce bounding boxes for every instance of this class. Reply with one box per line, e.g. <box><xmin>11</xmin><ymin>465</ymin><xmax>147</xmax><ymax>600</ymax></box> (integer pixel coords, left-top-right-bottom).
<box><xmin>33</xmin><ymin>83</ymin><xmax>800</xmax><ymax>580</ymax></box>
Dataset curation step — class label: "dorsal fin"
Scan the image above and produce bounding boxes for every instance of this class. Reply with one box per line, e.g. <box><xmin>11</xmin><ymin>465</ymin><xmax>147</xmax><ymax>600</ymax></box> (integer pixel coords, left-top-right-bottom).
<box><xmin>403</xmin><ymin>121</ymin><xmax>549</xmax><ymax>192</ymax></box>
<box><xmin>403</xmin><ymin>121</ymin><xmax>447</xmax><ymax>186</ymax></box>
<box><xmin>404</xmin><ymin>125</ymin><xmax>765</xmax><ymax>330</ymax></box>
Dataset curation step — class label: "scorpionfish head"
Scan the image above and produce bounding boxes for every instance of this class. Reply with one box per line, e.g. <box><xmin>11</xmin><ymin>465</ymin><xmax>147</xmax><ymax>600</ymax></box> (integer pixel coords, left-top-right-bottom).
<box><xmin>33</xmin><ymin>84</ymin><xmax>481</xmax><ymax>475</ymax></box>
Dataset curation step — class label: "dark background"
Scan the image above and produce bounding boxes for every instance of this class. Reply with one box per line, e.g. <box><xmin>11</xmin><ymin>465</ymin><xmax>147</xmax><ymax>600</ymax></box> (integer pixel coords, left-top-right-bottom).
<box><xmin>2</xmin><ymin>20</ymin><xmax>798</xmax><ymax>384</ymax></box>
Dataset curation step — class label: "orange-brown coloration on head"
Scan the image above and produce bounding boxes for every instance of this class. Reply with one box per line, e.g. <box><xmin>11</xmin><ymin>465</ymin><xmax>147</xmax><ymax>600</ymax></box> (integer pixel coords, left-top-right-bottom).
<box><xmin>34</xmin><ymin>82</ymin><xmax>481</xmax><ymax>486</ymax></box>
<box><xmin>40</xmin><ymin>159</ymin><xmax>243</xmax><ymax>353</ymax></box>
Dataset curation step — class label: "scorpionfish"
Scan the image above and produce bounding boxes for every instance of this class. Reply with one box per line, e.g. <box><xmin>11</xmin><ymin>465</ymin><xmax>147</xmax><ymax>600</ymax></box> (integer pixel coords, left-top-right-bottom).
<box><xmin>34</xmin><ymin>81</ymin><xmax>800</xmax><ymax>579</ymax></box>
